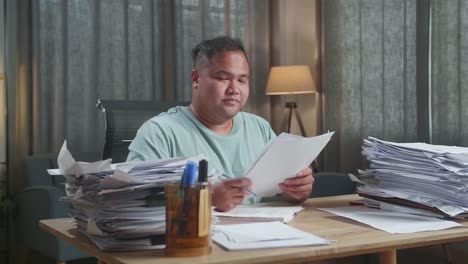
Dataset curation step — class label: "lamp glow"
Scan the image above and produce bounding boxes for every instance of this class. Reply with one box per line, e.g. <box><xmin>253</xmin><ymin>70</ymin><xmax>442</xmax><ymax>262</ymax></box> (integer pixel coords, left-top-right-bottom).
<box><xmin>265</xmin><ymin>65</ymin><xmax>315</xmax><ymax>95</ymax></box>
<box><xmin>265</xmin><ymin>65</ymin><xmax>315</xmax><ymax>136</ymax></box>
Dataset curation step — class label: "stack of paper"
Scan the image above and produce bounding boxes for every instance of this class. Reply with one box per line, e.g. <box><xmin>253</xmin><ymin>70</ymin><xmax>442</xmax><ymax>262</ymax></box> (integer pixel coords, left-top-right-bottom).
<box><xmin>213</xmin><ymin>205</ymin><xmax>304</xmax><ymax>224</ymax></box>
<box><xmin>212</xmin><ymin>221</ymin><xmax>330</xmax><ymax>250</ymax></box>
<box><xmin>48</xmin><ymin>141</ymin><xmax>205</xmax><ymax>251</ymax></box>
<box><xmin>352</xmin><ymin>137</ymin><xmax>468</xmax><ymax>219</ymax></box>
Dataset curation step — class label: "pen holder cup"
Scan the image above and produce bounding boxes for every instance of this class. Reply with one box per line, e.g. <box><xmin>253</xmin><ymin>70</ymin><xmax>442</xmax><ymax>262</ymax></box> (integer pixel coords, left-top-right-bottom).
<box><xmin>164</xmin><ymin>182</ymin><xmax>212</xmax><ymax>257</ymax></box>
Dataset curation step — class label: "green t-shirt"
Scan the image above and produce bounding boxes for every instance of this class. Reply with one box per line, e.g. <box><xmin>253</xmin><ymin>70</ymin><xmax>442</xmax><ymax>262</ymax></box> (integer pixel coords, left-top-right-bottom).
<box><xmin>127</xmin><ymin>106</ymin><xmax>276</xmax><ymax>178</ymax></box>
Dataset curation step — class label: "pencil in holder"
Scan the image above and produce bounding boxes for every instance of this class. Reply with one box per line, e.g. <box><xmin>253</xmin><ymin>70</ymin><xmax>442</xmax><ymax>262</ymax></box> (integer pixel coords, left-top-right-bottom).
<box><xmin>164</xmin><ymin>182</ymin><xmax>212</xmax><ymax>257</ymax></box>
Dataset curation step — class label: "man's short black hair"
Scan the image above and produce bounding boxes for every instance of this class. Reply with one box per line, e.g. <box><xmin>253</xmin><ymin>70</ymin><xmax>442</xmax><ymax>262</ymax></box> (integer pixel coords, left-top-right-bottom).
<box><xmin>191</xmin><ymin>36</ymin><xmax>247</xmax><ymax>69</ymax></box>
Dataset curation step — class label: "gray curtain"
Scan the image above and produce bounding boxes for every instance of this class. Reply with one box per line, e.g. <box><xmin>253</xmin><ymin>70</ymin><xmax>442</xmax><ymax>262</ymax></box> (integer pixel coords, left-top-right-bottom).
<box><xmin>431</xmin><ymin>0</ymin><xmax>468</xmax><ymax>146</ymax></box>
<box><xmin>33</xmin><ymin>0</ymin><xmax>272</xmax><ymax>155</ymax></box>
<box><xmin>322</xmin><ymin>0</ymin><xmax>468</xmax><ymax>173</ymax></box>
<box><xmin>6</xmin><ymin>0</ymin><xmax>273</xmax><ymax>193</ymax></box>
<box><xmin>322</xmin><ymin>0</ymin><xmax>419</xmax><ymax>173</ymax></box>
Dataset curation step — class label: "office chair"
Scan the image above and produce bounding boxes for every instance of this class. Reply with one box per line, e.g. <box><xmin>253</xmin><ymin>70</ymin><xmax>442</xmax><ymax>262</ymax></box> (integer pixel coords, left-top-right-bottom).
<box><xmin>96</xmin><ymin>99</ymin><xmax>189</xmax><ymax>163</ymax></box>
<box><xmin>310</xmin><ymin>172</ymin><xmax>357</xmax><ymax>198</ymax></box>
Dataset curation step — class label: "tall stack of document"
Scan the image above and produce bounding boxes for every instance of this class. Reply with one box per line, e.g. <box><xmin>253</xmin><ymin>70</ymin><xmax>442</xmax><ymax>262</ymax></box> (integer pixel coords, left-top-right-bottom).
<box><xmin>354</xmin><ymin>137</ymin><xmax>468</xmax><ymax>219</ymax></box>
<box><xmin>48</xmin><ymin>142</ymin><xmax>205</xmax><ymax>251</ymax></box>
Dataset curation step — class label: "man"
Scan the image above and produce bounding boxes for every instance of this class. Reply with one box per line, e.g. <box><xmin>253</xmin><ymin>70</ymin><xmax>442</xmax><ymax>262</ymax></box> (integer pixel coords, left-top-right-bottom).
<box><xmin>127</xmin><ymin>36</ymin><xmax>314</xmax><ymax>211</ymax></box>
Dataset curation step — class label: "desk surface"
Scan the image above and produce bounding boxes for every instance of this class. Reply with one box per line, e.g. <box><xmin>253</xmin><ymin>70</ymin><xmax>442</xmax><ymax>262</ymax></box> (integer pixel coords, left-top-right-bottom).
<box><xmin>40</xmin><ymin>194</ymin><xmax>468</xmax><ymax>264</ymax></box>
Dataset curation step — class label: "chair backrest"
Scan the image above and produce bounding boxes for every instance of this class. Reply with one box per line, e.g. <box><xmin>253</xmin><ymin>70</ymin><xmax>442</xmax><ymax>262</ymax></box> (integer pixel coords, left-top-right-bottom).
<box><xmin>96</xmin><ymin>99</ymin><xmax>190</xmax><ymax>163</ymax></box>
<box><xmin>24</xmin><ymin>154</ymin><xmax>57</xmax><ymax>187</ymax></box>
<box><xmin>310</xmin><ymin>172</ymin><xmax>357</xmax><ymax>198</ymax></box>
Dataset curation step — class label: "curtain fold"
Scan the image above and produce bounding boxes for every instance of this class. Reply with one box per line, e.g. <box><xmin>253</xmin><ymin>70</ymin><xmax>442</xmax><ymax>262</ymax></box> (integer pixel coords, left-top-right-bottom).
<box><xmin>321</xmin><ymin>0</ymin><xmax>468</xmax><ymax>173</ymax></box>
<box><xmin>6</xmin><ymin>0</ymin><xmax>33</xmax><ymax>193</ymax></box>
<box><xmin>322</xmin><ymin>0</ymin><xmax>419</xmax><ymax>173</ymax></box>
<box><xmin>431</xmin><ymin>0</ymin><xmax>468</xmax><ymax>146</ymax></box>
<box><xmin>6</xmin><ymin>0</ymin><xmax>273</xmax><ymax>193</ymax></box>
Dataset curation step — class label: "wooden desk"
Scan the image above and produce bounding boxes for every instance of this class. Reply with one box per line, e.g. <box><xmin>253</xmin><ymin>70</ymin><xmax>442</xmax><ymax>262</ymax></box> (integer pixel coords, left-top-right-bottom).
<box><xmin>40</xmin><ymin>194</ymin><xmax>468</xmax><ymax>264</ymax></box>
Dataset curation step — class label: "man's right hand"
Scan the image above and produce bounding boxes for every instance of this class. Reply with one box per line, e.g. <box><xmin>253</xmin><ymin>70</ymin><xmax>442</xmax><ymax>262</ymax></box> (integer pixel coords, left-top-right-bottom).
<box><xmin>212</xmin><ymin>177</ymin><xmax>252</xmax><ymax>212</ymax></box>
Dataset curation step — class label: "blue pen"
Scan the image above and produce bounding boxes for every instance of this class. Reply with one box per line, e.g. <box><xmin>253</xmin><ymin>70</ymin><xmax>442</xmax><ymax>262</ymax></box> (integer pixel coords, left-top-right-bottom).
<box><xmin>180</xmin><ymin>160</ymin><xmax>198</xmax><ymax>236</ymax></box>
<box><xmin>221</xmin><ymin>174</ymin><xmax>257</xmax><ymax>197</ymax></box>
<box><xmin>183</xmin><ymin>161</ymin><xmax>198</xmax><ymax>186</ymax></box>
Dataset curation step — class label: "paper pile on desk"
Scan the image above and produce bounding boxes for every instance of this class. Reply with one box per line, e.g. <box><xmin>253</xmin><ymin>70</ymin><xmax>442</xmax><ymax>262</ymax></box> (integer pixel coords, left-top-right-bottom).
<box><xmin>352</xmin><ymin>137</ymin><xmax>468</xmax><ymax>219</ymax></box>
<box><xmin>48</xmin><ymin>141</ymin><xmax>207</xmax><ymax>251</ymax></box>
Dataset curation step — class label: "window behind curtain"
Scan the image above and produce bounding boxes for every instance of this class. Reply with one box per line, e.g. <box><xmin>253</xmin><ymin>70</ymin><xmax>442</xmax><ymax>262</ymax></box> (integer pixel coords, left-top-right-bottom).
<box><xmin>33</xmin><ymin>0</ymin><xmax>252</xmax><ymax>156</ymax></box>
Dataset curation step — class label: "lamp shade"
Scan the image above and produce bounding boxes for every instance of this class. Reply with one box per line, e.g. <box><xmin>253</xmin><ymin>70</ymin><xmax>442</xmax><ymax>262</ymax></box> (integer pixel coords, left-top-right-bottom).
<box><xmin>265</xmin><ymin>65</ymin><xmax>315</xmax><ymax>95</ymax></box>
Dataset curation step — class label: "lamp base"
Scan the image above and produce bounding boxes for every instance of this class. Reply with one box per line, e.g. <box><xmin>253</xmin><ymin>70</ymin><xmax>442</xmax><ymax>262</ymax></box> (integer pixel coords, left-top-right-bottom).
<box><xmin>281</xmin><ymin>101</ymin><xmax>306</xmax><ymax>137</ymax></box>
<box><xmin>285</xmin><ymin>101</ymin><xmax>297</xmax><ymax>109</ymax></box>
<box><xmin>281</xmin><ymin>101</ymin><xmax>318</xmax><ymax>172</ymax></box>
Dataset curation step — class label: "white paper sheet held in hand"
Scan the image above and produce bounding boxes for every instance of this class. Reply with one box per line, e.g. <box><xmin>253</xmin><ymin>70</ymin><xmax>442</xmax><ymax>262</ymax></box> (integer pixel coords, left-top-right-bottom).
<box><xmin>244</xmin><ymin>132</ymin><xmax>334</xmax><ymax>197</ymax></box>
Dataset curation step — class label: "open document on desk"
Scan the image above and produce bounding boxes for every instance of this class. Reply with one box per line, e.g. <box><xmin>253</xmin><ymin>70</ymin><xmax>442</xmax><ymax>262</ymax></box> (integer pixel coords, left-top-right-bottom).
<box><xmin>319</xmin><ymin>206</ymin><xmax>462</xmax><ymax>234</ymax></box>
<box><xmin>244</xmin><ymin>132</ymin><xmax>334</xmax><ymax>197</ymax></box>
<box><xmin>212</xmin><ymin>221</ymin><xmax>330</xmax><ymax>250</ymax></box>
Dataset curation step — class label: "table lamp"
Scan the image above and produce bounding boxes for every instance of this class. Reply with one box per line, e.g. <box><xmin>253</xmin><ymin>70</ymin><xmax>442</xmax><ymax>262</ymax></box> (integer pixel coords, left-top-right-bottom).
<box><xmin>265</xmin><ymin>65</ymin><xmax>316</xmax><ymax>136</ymax></box>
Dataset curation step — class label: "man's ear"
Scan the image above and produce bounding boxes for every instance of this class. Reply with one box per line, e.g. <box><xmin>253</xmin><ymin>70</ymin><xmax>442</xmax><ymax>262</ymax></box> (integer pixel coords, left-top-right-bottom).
<box><xmin>191</xmin><ymin>69</ymin><xmax>199</xmax><ymax>89</ymax></box>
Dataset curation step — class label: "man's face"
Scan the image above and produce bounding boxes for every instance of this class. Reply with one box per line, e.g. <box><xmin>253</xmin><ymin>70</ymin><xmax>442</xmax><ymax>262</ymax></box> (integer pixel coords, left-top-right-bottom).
<box><xmin>191</xmin><ymin>50</ymin><xmax>250</xmax><ymax>122</ymax></box>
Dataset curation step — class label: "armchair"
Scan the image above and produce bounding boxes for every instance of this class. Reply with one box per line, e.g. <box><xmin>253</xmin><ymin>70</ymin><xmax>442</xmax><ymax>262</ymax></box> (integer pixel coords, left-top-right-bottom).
<box><xmin>310</xmin><ymin>172</ymin><xmax>356</xmax><ymax>198</ymax></box>
<box><xmin>15</xmin><ymin>153</ymin><xmax>99</xmax><ymax>263</ymax></box>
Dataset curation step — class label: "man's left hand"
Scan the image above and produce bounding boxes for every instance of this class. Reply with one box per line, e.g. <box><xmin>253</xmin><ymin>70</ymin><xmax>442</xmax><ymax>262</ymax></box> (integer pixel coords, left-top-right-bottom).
<box><xmin>279</xmin><ymin>167</ymin><xmax>314</xmax><ymax>203</ymax></box>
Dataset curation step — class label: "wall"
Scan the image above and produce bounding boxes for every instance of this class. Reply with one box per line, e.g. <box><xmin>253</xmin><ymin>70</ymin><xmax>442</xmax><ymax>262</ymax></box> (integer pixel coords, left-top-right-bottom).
<box><xmin>275</xmin><ymin>0</ymin><xmax>320</xmax><ymax>136</ymax></box>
